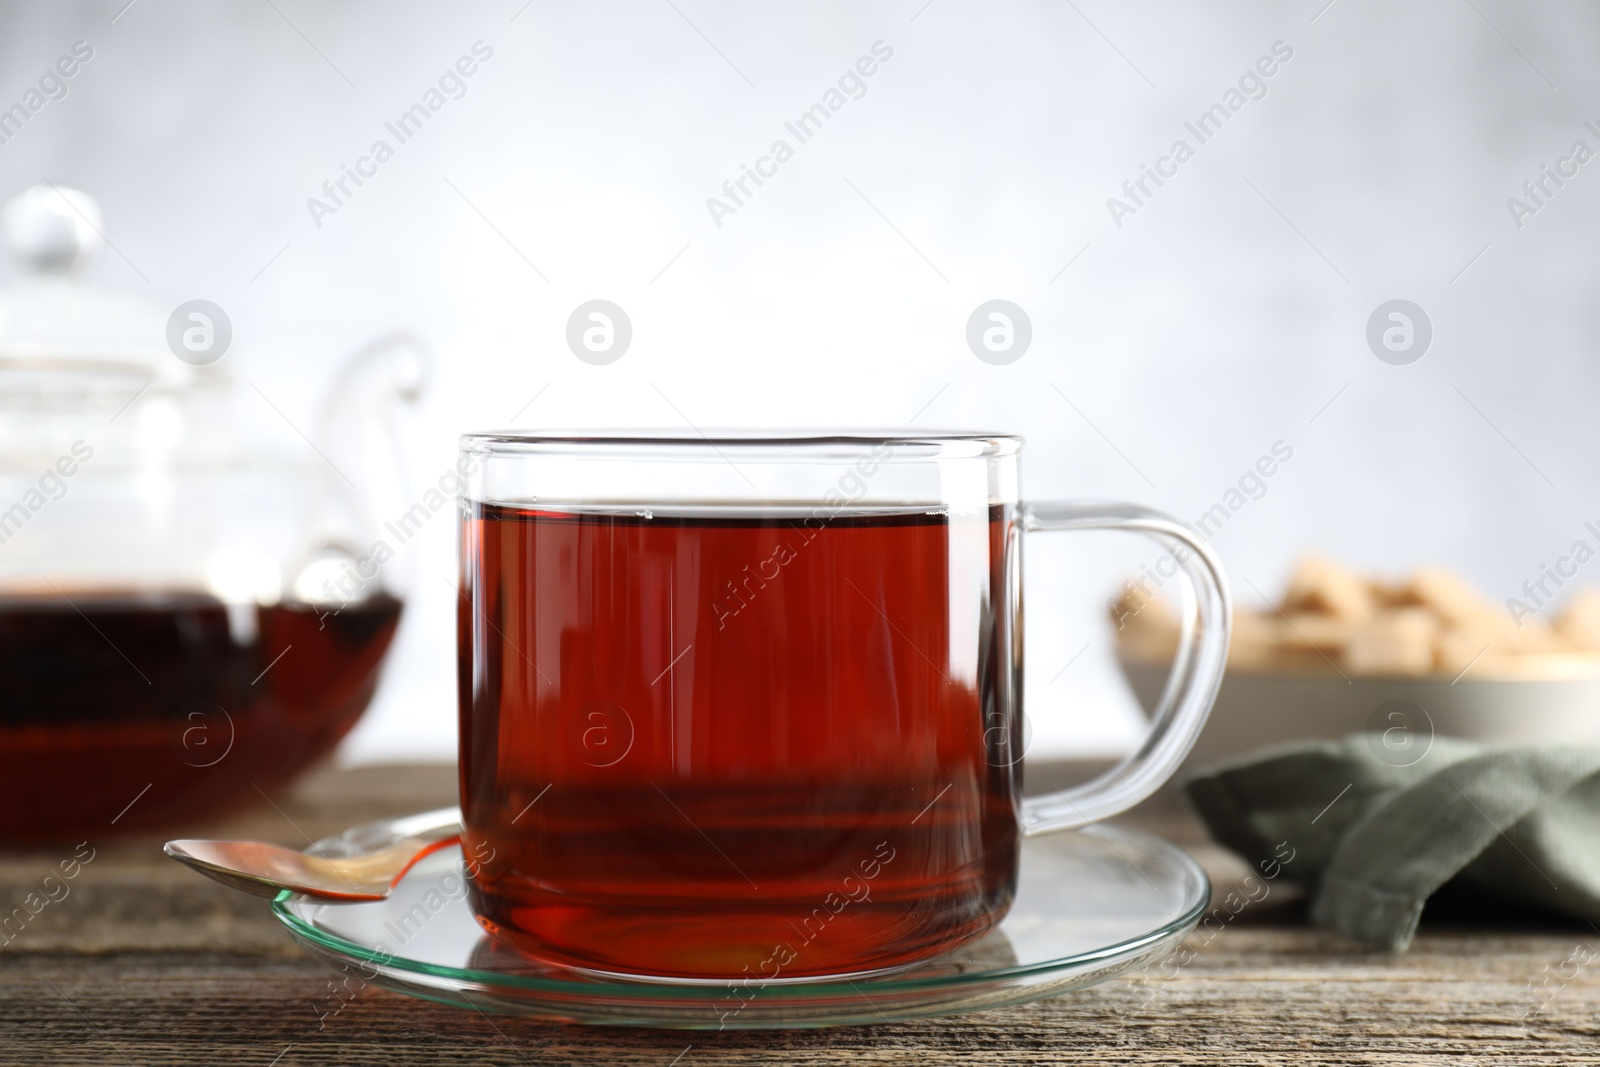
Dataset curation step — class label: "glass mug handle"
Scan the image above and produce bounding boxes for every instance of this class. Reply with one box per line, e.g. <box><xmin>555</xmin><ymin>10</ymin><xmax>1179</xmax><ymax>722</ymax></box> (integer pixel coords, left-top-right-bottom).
<box><xmin>1019</xmin><ymin>501</ymin><xmax>1232</xmax><ymax>835</ymax></box>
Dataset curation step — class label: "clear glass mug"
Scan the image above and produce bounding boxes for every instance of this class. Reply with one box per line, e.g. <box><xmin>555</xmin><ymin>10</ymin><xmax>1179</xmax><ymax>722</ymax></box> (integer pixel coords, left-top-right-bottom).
<box><xmin>457</xmin><ymin>431</ymin><xmax>1230</xmax><ymax>980</ymax></box>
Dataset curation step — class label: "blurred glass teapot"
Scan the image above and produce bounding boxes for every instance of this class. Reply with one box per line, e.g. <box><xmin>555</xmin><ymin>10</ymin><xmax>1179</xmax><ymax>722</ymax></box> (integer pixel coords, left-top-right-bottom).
<box><xmin>0</xmin><ymin>186</ymin><xmax>424</xmax><ymax>841</ymax></box>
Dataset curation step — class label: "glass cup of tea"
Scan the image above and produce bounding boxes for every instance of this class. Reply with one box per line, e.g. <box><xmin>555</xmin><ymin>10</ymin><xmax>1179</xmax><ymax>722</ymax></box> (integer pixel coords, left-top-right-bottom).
<box><xmin>457</xmin><ymin>431</ymin><xmax>1229</xmax><ymax>981</ymax></box>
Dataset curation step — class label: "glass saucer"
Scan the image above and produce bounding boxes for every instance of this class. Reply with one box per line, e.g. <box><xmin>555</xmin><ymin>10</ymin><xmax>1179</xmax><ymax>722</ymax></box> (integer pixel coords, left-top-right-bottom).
<box><xmin>272</xmin><ymin>810</ymin><xmax>1208</xmax><ymax>1029</ymax></box>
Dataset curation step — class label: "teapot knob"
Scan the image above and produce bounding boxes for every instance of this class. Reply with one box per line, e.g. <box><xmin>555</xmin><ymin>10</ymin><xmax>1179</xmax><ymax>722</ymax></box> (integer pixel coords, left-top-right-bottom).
<box><xmin>2</xmin><ymin>184</ymin><xmax>102</xmax><ymax>275</ymax></box>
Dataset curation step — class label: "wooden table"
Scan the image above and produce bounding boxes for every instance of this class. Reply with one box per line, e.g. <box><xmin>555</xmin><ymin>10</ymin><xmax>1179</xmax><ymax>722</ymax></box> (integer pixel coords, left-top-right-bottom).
<box><xmin>5</xmin><ymin>762</ymin><xmax>1597</xmax><ymax>1065</ymax></box>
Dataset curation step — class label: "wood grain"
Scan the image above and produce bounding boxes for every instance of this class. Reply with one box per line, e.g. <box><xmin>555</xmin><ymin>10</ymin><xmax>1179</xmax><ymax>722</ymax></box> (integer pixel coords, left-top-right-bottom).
<box><xmin>3</xmin><ymin>762</ymin><xmax>1597</xmax><ymax>1065</ymax></box>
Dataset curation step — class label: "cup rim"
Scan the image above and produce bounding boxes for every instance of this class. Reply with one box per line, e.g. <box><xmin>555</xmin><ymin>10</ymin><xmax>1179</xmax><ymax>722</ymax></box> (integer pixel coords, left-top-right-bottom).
<box><xmin>459</xmin><ymin>429</ymin><xmax>1022</xmax><ymax>456</ymax></box>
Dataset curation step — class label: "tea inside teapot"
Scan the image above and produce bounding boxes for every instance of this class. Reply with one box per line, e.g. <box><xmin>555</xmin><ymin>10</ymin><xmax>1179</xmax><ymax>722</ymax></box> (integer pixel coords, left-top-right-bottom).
<box><xmin>0</xmin><ymin>589</ymin><xmax>402</xmax><ymax>837</ymax></box>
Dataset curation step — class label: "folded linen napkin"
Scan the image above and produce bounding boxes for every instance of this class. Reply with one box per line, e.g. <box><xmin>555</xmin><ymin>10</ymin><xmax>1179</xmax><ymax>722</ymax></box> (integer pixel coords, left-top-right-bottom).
<box><xmin>1184</xmin><ymin>735</ymin><xmax>1600</xmax><ymax>950</ymax></box>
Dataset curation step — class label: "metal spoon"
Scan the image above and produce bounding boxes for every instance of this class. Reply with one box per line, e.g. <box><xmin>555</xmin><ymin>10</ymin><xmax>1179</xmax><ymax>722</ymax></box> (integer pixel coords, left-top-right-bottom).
<box><xmin>164</xmin><ymin>806</ymin><xmax>461</xmax><ymax>903</ymax></box>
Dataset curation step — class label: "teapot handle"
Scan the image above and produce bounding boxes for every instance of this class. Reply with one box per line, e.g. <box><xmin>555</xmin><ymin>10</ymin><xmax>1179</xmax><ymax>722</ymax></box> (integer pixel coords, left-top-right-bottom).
<box><xmin>314</xmin><ymin>330</ymin><xmax>430</xmax><ymax>443</ymax></box>
<box><xmin>309</xmin><ymin>331</ymin><xmax>431</xmax><ymax>566</ymax></box>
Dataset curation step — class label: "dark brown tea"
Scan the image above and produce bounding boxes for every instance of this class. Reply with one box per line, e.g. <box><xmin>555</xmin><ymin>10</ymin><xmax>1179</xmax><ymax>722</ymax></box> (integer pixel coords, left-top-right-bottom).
<box><xmin>0</xmin><ymin>590</ymin><xmax>402</xmax><ymax>840</ymax></box>
<box><xmin>459</xmin><ymin>502</ymin><xmax>1023</xmax><ymax>979</ymax></box>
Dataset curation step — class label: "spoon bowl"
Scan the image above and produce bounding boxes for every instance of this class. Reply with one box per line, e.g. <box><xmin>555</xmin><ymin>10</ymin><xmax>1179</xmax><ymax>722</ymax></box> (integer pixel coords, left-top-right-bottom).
<box><xmin>164</xmin><ymin>807</ymin><xmax>460</xmax><ymax>903</ymax></box>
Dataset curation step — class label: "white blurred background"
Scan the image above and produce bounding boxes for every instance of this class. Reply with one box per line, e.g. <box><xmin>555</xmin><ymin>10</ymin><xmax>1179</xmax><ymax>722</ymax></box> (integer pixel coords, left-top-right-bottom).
<box><xmin>2</xmin><ymin>0</ymin><xmax>1597</xmax><ymax>764</ymax></box>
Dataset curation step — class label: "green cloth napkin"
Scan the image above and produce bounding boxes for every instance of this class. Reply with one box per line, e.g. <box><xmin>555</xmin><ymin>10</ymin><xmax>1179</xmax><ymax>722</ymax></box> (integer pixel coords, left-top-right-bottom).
<box><xmin>1183</xmin><ymin>735</ymin><xmax>1600</xmax><ymax>951</ymax></box>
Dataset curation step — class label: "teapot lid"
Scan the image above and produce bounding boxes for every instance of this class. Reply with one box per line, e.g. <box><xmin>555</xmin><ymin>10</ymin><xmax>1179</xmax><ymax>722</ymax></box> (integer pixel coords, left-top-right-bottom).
<box><xmin>0</xmin><ymin>185</ymin><xmax>200</xmax><ymax>396</ymax></box>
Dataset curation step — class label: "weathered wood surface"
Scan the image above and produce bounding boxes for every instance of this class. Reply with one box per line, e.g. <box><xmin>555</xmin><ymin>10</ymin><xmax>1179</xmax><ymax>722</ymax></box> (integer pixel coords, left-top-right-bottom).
<box><xmin>2</xmin><ymin>762</ymin><xmax>1598</xmax><ymax>1065</ymax></box>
